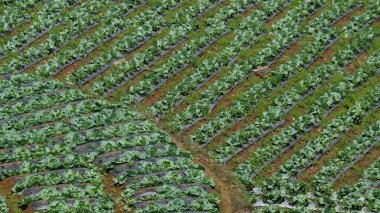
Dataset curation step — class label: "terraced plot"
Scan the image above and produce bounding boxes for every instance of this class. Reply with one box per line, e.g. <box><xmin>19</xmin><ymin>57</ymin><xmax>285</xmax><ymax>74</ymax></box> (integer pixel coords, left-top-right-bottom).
<box><xmin>0</xmin><ymin>0</ymin><xmax>379</xmax><ymax>212</ymax></box>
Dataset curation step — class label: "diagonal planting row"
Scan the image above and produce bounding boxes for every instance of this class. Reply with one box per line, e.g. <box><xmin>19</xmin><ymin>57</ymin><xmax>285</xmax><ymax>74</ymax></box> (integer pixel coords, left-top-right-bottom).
<box><xmin>65</xmin><ymin>0</ymin><xmax>240</xmax><ymax>89</ymax></box>
<box><xmin>343</xmin><ymin>0</ymin><xmax>380</xmax><ymax>37</ymax></box>
<box><xmin>0</xmin><ymin>0</ymin><xmax>44</xmax><ymax>36</ymax></box>
<box><xmin>303</xmin><ymin>0</ymin><xmax>363</xmax><ymax>35</ymax></box>
<box><xmin>189</xmin><ymin>0</ymin><xmax>366</xmax><ymax>146</ymax></box>
<box><xmin>250</xmin><ymin>149</ymin><xmax>380</xmax><ymax>211</ymax></box>
<box><xmin>236</xmin><ymin>46</ymin><xmax>380</xmax><ymax>187</ymax></box>
<box><xmin>312</xmin><ymin>120</ymin><xmax>380</xmax><ymax>196</ymax></box>
<box><xmin>168</xmin><ymin>0</ymin><xmax>327</xmax><ymax>132</ymax></box>
<box><xmin>277</xmin><ymin>86</ymin><xmax>380</xmax><ymax>179</ymax></box>
<box><xmin>119</xmin><ymin>0</ymin><xmax>290</xmax><ymax>105</ymax></box>
<box><xmin>258</xmin><ymin>85</ymin><xmax>380</xmax><ymax>210</ymax></box>
<box><xmin>88</xmin><ymin>0</ymin><xmax>260</xmax><ymax>96</ymax></box>
<box><xmin>0</xmin><ymin>77</ymin><xmax>220</xmax><ymax>212</ymax></box>
<box><xmin>146</xmin><ymin>0</ymin><xmax>291</xmax><ymax>116</ymax></box>
<box><xmin>0</xmin><ymin>0</ymin><xmax>145</xmax><ymax>76</ymax></box>
<box><xmin>0</xmin><ymin>0</ymin><xmax>79</xmax><ymax>58</ymax></box>
<box><xmin>65</xmin><ymin>0</ymin><xmax>214</xmax><ymax>88</ymax></box>
<box><xmin>0</xmin><ymin>1</ymin><xmax>107</xmax><ymax>77</ymax></box>
<box><xmin>175</xmin><ymin>0</ymin><xmax>365</xmax><ymax>134</ymax></box>
<box><xmin>337</xmin><ymin>156</ymin><xmax>380</xmax><ymax>211</ymax></box>
<box><xmin>209</xmin><ymin>28</ymin><xmax>375</xmax><ymax>163</ymax></box>
<box><xmin>190</xmin><ymin>28</ymin><xmax>337</xmax><ymax>146</ymax></box>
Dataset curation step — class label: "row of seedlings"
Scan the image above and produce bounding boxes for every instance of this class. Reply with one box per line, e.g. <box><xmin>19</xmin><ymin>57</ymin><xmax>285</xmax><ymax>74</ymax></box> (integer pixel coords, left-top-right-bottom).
<box><xmin>120</xmin><ymin>0</ymin><xmax>288</xmax><ymax>104</ymax></box>
<box><xmin>208</xmin><ymin>28</ymin><xmax>375</xmax><ymax>163</ymax></box>
<box><xmin>190</xmin><ymin>27</ymin><xmax>337</xmax><ymax>146</ymax></box>
<box><xmin>259</xmin><ymin>83</ymin><xmax>380</xmax><ymax>210</ymax></box>
<box><xmin>0</xmin><ymin>0</ymin><xmax>44</xmax><ymax>36</ymax></box>
<box><xmin>0</xmin><ymin>0</ymin><xmax>109</xmax><ymax>75</ymax></box>
<box><xmin>312</xmin><ymin>120</ymin><xmax>380</xmax><ymax>199</ymax></box>
<box><xmin>145</xmin><ymin>0</ymin><xmax>292</xmax><ymax>115</ymax></box>
<box><xmin>236</xmin><ymin>46</ymin><xmax>380</xmax><ymax>188</ymax></box>
<box><xmin>89</xmin><ymin>0</ymin><xmax>260</xmax><ymax>96</ymax></box>
<box><xmin>337</xmin><ymin>157</ymin><xmax>380</xmax><ymax>212</ymax></box>
<box><xmin>168</xmin><ymin>0</ymin><xmax>327</xmax><ymax>132</ymax></box>
<box><xmin>64</xmin><ymin>0</ymin><xmax>198</xmax><ymax>86</ymax></box>
<box><xmin>0</xmin><ymin>0</ymin><xmax>79</xmax><ymax>58</ymax></box>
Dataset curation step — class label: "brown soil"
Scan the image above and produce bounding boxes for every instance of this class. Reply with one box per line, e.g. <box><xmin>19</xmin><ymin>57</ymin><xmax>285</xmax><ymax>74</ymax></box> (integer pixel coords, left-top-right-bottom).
<box><xmin>332</xmin><ymin>7</ymin><xmax>364</xmax><ymax>28</ymax></box>
<box><xmin>81</xmin><ymin>30</ymin><xmax>163</xmax><ymax>91</ymax></box>
<box><xmin>345</xmin><ymin>51</ymin><xmax>368</xmax><ymax>74</ymax></box>
<box><xmin>268</xmin><ymin>37</ymin><xmax>303</xmax><ymax>70</ymax></box>
<box><xmin>103</xmin><ymin>174</ymin><xmax>126</xmax><ymax>213</ymax></box>
<box><xmin>261</xmin><ymin>133</ymin><xmax>311</xmax><ymax>179</ymax></box>
<box><xmin>229</xmin><ymin>113</ymin><xmax>296</xmax><ymax>168</ymax></box>
<box><xmin>208</xmin><ymin>111</ymin><xmax>258</xmax><ymax>150</ymax></box>
<box><xmin>0</xmin><ymin>177</ymin><xmax>25</xmax><ymax>213</ymax></box>
<box><xmin>266</xmin><ymin>6</ymin><xmax>290</xmax><ymax>27</ymax></box>
<box><xmin>138</xmin><ymin>110</ymin><xmax>252</xmax><ymax>212</ymax></box>
<box><xmin>333</xmin><ymin>146</ymin><xmax>380</xmax><ymax>189</ymax></box>
<box><xmin>180</xmin><ymin>116</ymin><xmax>209</xmax><ymax>142</ymax></box>
<box><xmin>107</xmin><ymin>37</ymin><xmax>189</xmax><ymax>101</ymax></box>
<box><xmin>140</xmin><ymin>64</ymin><xmax>193</xmax><ymax>108</ymax></box>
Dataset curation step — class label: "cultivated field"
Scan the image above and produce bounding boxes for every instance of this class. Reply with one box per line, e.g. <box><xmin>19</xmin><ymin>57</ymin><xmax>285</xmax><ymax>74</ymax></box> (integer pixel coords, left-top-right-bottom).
<box><xmin>0</xmin><ymin>0</ymin><xmax>379</xmax><ymax>212</ymax></box>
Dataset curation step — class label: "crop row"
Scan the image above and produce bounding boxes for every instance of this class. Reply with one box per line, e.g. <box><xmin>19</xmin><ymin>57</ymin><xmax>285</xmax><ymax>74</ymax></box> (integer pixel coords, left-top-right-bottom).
<box><xmin>0</xmin><ymin>0</ymin><xmax>78</xmax><ymax>58</ymax></box>
<box><xmin>254</xmin><ymin>152</ymin><xmax>380</xmax><ymax>212</ymax></box>
<box><xmin>191</xmin><ymin>28</ymin><xmax>336</xmax><ymax>146</ymax></box>
<box><xmin>11</xmin><ymin>168</ymin><xmax>114</xmax><ymax>212</ymax></box>
<box><xmin>210</xmin><ymin>61</ymin><xmax>339</xmax><ymax>163</ymax></box>
<box><xmin>236</xmin><ymin>47</ymin><xmax>380</xmax><ymax>187</ymax></box>
<box><xmin>148</xmin><ymin>0</ymin><xmax>291</xmax><ymax>117</ymax></box>
<box><xmin>0</xmin><ymin>0</ymin><xmax>146</xmax><ymax>76</ymax></box>
<box><xmin>256</xmin><ymin>84</ymin><xmax>380</xmax><ymax>210</ymax></box>
<box><xmin>304</xmin><ymin>0</ymin><xmax>362</xmax><ymax>34</ymax></box>
<box><xmin>0</xmin><ymin>88</ymin><xmax>88</xmax><ymax>120</ymax></box>
<box><xmin>0</xmin><ymin>80</ymin><xmax>67</xmax><ymax>104</ymax></box>
<box><xmin>312</xmin><ymin>120</ymin><xmax>380</xmax><ymax>196</ymax></box>
<box><xmin>120</xmin><ymin>169</ymin><xmax>218</xmax><ymax>212</ymax></box>
<box><xmin>0</xmin><ymin>196</ymin><xmax>7</xmax><ymax>213</ymax></box>
<box><xmin>343</xmin><ymin>0</ymin><xmax>380</xmax><ymax>37</ymax></box>
<box><xmin>169</xmin><ymin>0</ymin><xmax>327</xmax><ymax>132</ymax></box>
<box><xmin>209</xmin><ymin>28</ymin><xmax>375</xmax><ymax>163</ymax></box>
<box><xmin>261</xmin><ymin>84</ymin><xmax>380</xmax><ymax>207</ymax></box>
<box><xmin>271</xmin><ymin>0</ymin><xmax>325</xmax><ymax>31</ymax></box>
<box><xmin>120</xmin><ymin>0</ymin><xmax>286</xmax><ymax>104</ymax></box>
<box><xmin>0</xmin><ymin>108</ymin><xmax>146</xmax><ymax>148</ymax></box>
<box><xmin>90</xmin><ymin>0</ymin><xmax>258</xmax><ymax>96</ymax></box>
<box><xmin>338</xmin><ymin>157</ymin><xmax>380</xmax><ymax>211</ymax></box>
<box><xmin>0</xmin><ymin>0</ymin><xmax>106</xmax><ymax>75</ymax></box>
<box><xmin>65</xmin><ymin>0</ymin><xmax>194</xmax><ymax>87</ymax></box>
<box><xmin>0</xmin><ymin>0</ymin><xmax>44</xmax><ymax>36</ymax></box>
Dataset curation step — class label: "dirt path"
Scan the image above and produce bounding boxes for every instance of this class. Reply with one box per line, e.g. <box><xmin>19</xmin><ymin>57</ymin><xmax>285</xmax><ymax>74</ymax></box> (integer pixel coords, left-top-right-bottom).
<box><xmin>140</xmin><ymin>111</ymin><xmax>251</xmax><ymax>213</ymax></box>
